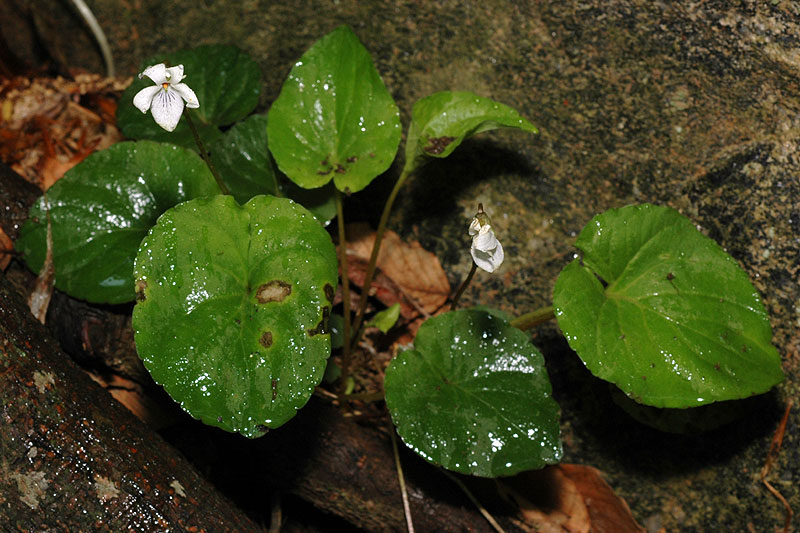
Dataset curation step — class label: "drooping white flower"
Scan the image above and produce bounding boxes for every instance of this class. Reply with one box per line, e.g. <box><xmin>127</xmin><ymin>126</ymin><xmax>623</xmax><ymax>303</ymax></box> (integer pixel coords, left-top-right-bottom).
<box><xmin>469</xmin><ymin>204</ymin><xmax>504</xmax><ymax>273</ymax></box>
<box><xmin>133</xmin><ymin>63</ymin><xmax>199</xmax><ymax>132</ymax></box>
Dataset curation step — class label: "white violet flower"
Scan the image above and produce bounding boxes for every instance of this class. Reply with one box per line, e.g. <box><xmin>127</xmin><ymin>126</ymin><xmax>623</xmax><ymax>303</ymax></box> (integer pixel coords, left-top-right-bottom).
<box><xmin>469</xmin><ymin>204</ymin><xmax>504</xmax><ymax>273</ymax></box>
<box><xmin>133</xmin><ymin>63</ymin><xmax>199</xmax><ymax>132</ymax></box>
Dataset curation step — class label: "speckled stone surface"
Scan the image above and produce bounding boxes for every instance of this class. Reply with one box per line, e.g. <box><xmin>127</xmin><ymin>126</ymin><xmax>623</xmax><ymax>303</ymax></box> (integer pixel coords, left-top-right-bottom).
<box><xmin>25</xmin><ymin>0</ymin><xmax>800</xmax><ymax>530</ymax></box>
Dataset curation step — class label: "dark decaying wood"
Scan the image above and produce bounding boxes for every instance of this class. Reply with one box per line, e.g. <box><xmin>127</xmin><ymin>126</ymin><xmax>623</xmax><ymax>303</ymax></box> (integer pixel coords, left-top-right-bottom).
<box><xmin>1</xmin><ymin>161</ymin><xmax>519</xmax><ymax>531</ymax></box>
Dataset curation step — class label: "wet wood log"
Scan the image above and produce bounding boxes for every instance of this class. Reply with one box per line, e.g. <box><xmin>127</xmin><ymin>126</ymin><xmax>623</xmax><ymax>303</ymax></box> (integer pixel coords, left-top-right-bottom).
<box><xmin>0</xmin><ymin>271</ymin><xmax>261</xmax><ymax>530</ymax></box>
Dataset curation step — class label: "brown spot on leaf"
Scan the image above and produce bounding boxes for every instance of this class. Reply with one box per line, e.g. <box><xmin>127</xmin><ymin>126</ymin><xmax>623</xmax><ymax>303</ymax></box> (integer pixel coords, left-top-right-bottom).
<box><xmin>424</xmin><ymin>136</ymin><xmax>455</xmax><ymax>155</ymax></box>
<box><xmin>346</xmin><ymin>155</ymin><xmax>358</xmax><ymax>163</ymax></box>
<box><xmin>259</xmin><ymin>331</ymin><xmax>273</xmax><ymax>348</ymax></box>
<box><xmin>135</xmin><ymin>280</ymin><xmax>147</xmax><ymax>302</ymax></box>
<box><xmin>324</xmin><ymin>283</ymin><xmax>334</xmax><ymax>302</ymax></box>
<box><xmin>256</xmin><ymin>280</ymin><xmax>291</xmax><ymax>303</ymax></box>
<box><xmin>307</xmin><ymin>306</ymin><xmax>330</xmax><ymax>337</ymax></box>
<box><xmin>335</xmin><ymin>164</ymin><xmax>346</xmax><ymax>174</ymax></box>
<box><xmin>271</xmin><ymin>379</ymin><xmax>277</xmax><ymax>400</ymax></box>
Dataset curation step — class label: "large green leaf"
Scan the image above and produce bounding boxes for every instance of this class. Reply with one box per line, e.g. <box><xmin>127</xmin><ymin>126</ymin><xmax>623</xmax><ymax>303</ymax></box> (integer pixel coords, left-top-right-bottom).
<box><xmin>553</xmin><ymin>204</ymin><xmax>784</xmax><ymax>408</ymax></box>
<box><xmin>210</xmin><ymin>113</ymin><xmax>278</xmax><ymax>204</ymax></box>
<box><xmin>118</xmin><ymin>44</ymin><xmax>262</xmax><ymax>149</ymax></box>
<box><xmin>267</xmin><ymin>25</ymin><xmax>401</xmax><ymax>193</ymax></box>
<box><xmin>385</xmin><ymin>309</ymin><xmax>562</xmax><ymax>477</ymax></box>
<box><xmin>403</xmin><ymin>91</ymin><xmax>538</xmax><ymax>175</ymax></box>
<box><xmin>16</xmin><ymin>141</ymin><xmax>218</xmax><ymax>303</ymax></box>
<box><xmin>132</xmin><ymin>195</ymin><xmax>338</xmax><ymax>437</ymax></box>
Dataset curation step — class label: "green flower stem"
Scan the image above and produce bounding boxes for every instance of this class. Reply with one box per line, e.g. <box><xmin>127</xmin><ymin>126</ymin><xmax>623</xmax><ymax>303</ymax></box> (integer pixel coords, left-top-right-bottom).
<box><xmin>450</xmin><ymin>262</ymin><xmax>478</xmax><ymax>311</ymax></box>
<box><xmin>510</xmin><ymin>306</ymin><xmax>556</xmax><ymax>330</ymax></box>
<box><xmin>335</xmin><ymin>189</ymin><xmax>353</xmax><ymax>391</ymax></box>
<box><xmin>350</xmin><ymin>166</ymin><xmax>413</xmax><ymax>346</ymax></box>
<box><xmin>184</xmin><ymin>110</ymin><xmax>229</xmax><ymax>195</ymax></box>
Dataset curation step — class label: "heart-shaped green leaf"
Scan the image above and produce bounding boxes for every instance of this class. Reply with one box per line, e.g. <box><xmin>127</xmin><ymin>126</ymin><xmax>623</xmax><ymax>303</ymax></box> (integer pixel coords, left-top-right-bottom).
<box><xmin>210</xmin><ymin>113</ymin><xmax>278</xmax><ymax>204</ymax></box>
<box><xmin>267</xmin><ymin>25</ymin><xmax>401</xmax><ymax>193</ymax></box>
<box><xmin>385</xmin><ymin>309</ymin><xmax>562</xmax><ymax>477</ymax></box>
<box><xmin>118</xmin><ymin>44</ymin><xmax>262</xmax><ymax>149</ymax></box>
<box><xmin>403</xmin><ymin>91</ymin><xmax>538</xmax><ymax>175</ymax></box>
<box><xmin>132</xmin><ymin>195</ymin><xmax>338</xmax><ymax>437</ymax></box>
<box><xmin>553</xmin><ymin>204</ymin><xmax>784</xmax><ymax>408</ymax></box>
<box><xmin>16</xmin><ymin>141</ymin><xmax>218</xmax><ymax>303</ymax></box>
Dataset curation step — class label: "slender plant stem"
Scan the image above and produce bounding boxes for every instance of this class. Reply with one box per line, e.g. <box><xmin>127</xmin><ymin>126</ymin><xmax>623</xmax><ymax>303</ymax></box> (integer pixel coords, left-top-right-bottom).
<box><xmin>335</xmin><ymin>189</ymin><xmax>353</xmax><ymax>392</ymax></box>
<box><xmin>390</xmin><ymin>427</ymin><xmax>415</xmax><ymax>533</ymax></box>
<box><xmin>184</xmin><ymin>110</ymin><xmax>229</xmax><ymax>195</ymax></box>
<box><xmin>350</xmin><ymin>167</ymin><xmax>412</xmax><ymax>346</ymax></box>
<box><xmin>509</xmin><ymin>306</ymin><xmax>555</xmax><ymax>330</ymax></box>
<box><xmin>450</xmin><ymin>262</ymin><xmax>478</xmax><ymax>311</ymax></box>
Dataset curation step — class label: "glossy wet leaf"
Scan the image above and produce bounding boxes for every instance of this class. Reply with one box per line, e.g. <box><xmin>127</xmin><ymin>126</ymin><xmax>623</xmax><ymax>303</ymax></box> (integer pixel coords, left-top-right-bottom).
<box><xmin>385</xmin><ymin>309</ymin><xmax>562</xmax><ymax>477</ymax></box>
<box><xmin>132</xmin><ymin>195</ymin><xmax>338</xmax><ymax>437</ymax></box>
<box><xmin>210</xmin><ymin>114</ymin><xmax>278</xmax><ymax>204</ymax></box>
<box><xmin>553</xmin><ymin>204</ymin><xmax>784</xmax><ymax>408</ymax></box>
<box><xmin>267</xmin><ymin>25</ymin><xmax>401</xmax><ymax>193</ymax></box>
<box><xmin>118</xmin><ymin>44</ymin><xmax>261</xmax><ymax>149</ymax></box>
<box><xmin>16</xmin><ymin>141</ymin><xmax>218</xmax><ymax>303</ymax></box>
<box><xmin>403</xmin><ymin>91</ymin><xmax>538</xmax><ymax>174</ymax></box>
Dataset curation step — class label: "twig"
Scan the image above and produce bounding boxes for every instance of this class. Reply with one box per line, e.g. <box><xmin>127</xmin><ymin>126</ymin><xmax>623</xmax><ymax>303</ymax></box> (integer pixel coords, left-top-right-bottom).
<box><xmin>439</xmin><ymin>469</ymin><xmax>505</xmax><ymax>533</ymax></box>
<box><xmin>760</xmin><ymin>400</ymin><xmax>794</xmax><ymax>533</ymax></box>
<box><xmin>390</xmin><ymin>427</ymin><xmax>415</xmax><ymax>533</ymax></box>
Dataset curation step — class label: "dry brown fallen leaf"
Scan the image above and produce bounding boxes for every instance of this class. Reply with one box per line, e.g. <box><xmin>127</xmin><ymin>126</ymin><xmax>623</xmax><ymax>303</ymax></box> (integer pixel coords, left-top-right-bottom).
<box><xmin>497</xmin><ymin>464</ymin><xmax>645</xmax><ymax>533</ymax></box>
<box><xmin>0</xmin><ymin>74</ymin><xmax>127</xmax><ymax>190</ymax></box>
<box><xmin>345</xmin><ymin>222</ymin><xmax>450</xmax><ymax>319</ymax></box>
